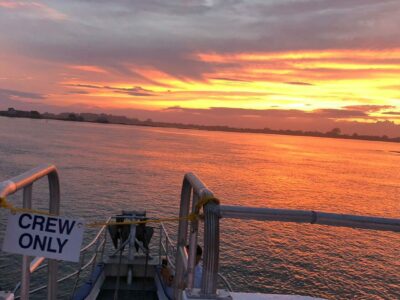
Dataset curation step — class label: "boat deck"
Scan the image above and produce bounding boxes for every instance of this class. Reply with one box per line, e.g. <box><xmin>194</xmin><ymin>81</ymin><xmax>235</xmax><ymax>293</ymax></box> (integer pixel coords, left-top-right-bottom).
<box><xmin>97</xmin><ymin>277</ymin><xmax>158</xmax><ymax>300</ymax></box>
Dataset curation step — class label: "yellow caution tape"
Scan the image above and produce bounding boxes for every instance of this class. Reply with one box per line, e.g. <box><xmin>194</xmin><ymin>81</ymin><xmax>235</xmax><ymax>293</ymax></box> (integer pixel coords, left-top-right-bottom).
<box><xmin>0</xmin><ymin>195</ymin><xmax>220</xmax><ymax>227</ymax></box>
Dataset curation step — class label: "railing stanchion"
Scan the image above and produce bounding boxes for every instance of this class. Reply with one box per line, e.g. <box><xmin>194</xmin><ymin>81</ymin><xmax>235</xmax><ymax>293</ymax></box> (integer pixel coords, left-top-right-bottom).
<box><xmin>159</xmin><ymin>224</ymin><xmax>162</xmax><ymax>264</ymax></box>
<box><xmin>201</xmin><ymin>193</ymin><xmax>219</xmax><ymax>297</ymax></box>
<box><xmin>47</xmin><ymin>171</ymin><xmax>60</xmax><ymax>300</ymax></box>
<box><xmin>21</xmin><ymin>184</ymin><xmax>33</xmax><ymax>300</ymax></box>
<box><xmin>174</xmin><ymin>177</ymin><xmax>192</xmax><ymax>300</ymax></box>
<box><xmin>187</xmin><ymin>192</ymin><xmax>199</xmax><ymax>291</ymax></box>
<box><xmin>71</xmin><ymin>252</ymin><xmax>85</xmax><ymax>298</ymax></box>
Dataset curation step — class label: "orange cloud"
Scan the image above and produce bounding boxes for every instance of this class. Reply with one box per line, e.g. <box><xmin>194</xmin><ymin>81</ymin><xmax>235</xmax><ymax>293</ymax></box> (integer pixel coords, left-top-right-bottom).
<box><xmin>28</xmin><ymin>49</ymin><xmax>398</xmax><ymax>126</ymax></box>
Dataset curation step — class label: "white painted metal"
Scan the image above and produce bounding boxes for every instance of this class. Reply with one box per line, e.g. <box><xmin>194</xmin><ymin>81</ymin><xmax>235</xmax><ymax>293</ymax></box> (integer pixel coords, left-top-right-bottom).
<box><xmin>21</xmin><ymin>185</ymin><xmax>32</xmax><ymax>300</ymax></box>
<box><xmin>187</xmin><ymin>192</ymin><xmax>199</xmax><ymax>290</ymax></box>
<box><xmin>176</xmin><ymin>172</ymin><xmax>400</xmax><ymax>300</ymax></box>
<box><xmin>219</xmin><ymin>205</ymin><xmax>400</xmax><ymax>232</ymax></box>
<box><xmin>175</xmin><ymin>173</ymin><xmax>220</xmax><ymax>299</ymax></box>
<box><xmin>0</xmin><ymin>164</ymin><xmax>60</xmax><ymax>300</ymax></box>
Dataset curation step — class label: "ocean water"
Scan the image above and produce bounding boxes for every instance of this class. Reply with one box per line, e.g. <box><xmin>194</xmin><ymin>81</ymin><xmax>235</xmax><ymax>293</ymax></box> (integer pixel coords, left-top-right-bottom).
<box><xmin>0</xmin><ymin>117</ymin><xmax>399</xmax><ymax>299</ymax></box>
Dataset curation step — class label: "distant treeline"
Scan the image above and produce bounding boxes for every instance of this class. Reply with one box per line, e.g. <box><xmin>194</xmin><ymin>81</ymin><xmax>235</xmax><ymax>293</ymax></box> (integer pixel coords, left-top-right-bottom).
<box><xmin>1</xmin><ymin>107</ymin><xmax>399</xmax><ymax>143</ymax></box>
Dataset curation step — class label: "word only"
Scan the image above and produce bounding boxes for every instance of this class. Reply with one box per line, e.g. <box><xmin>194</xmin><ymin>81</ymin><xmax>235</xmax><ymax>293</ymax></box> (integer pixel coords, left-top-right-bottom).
<box><xmin>2</xmin><ymin>212</ymin><xmax>84</xmax><ymax>262</ymax></box>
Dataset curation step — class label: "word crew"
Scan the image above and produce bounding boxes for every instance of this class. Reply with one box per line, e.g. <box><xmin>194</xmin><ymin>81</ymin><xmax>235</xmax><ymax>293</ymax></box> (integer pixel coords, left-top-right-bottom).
<box><xmin>2</xmin><ymin>212</ymin><xmax>84</xmax><ymax>262</ymax></box>
<box><xmin>18</xmin><ymin>214</ymin><xmax>75</xmax><ymax>253</ymax></box>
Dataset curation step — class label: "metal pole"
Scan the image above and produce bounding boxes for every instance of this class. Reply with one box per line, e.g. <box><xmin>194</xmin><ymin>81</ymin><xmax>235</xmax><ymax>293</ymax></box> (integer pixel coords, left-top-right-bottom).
<box><xmin>20</xmin><ymin>184</ymin><xmax>33</xmax><ymax>300</ymax></box>
<box><xmin>201</xmin><ymin>191</ymin><xmax>219</xmax><ymax>298</ymax></box>
<box><xmin>219</xmin><ymin>205</ymin><xmax>400</xmax><ymax>233</ymax></box>
<box><xmin>47</xmin><ymin>171</ymin><xmax>60</xmax><ymax>300</ymax></box>
<box><xmin>187</xmin><ymin>192</ymin><xmax>199</xmax><ymax>290</ymax></box>
<box><xmin>174</xmin><ymin>176</ymin><xmax>192</xmax><ymax>300</ymax></box>
<box><xmin>159</xmin><ymin>224</ymin><xmax>162</xmax><ymax>265</ymax></box>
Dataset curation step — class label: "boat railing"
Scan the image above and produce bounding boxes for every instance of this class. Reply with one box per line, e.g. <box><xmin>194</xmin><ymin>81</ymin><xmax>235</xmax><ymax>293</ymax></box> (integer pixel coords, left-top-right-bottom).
<box><xmin>160</xmin><ymin>222</ymin><xmax>177</xmax><ymax>269</ymax></box>
<box><xmin>0</xmin><ymin>163</ymin><xmax>60</xmax><ymax>300</ymax></box>
<box><xmin>69</xmin><ymin>217</ymin><xmax>109</xmax><ymax>298</ymax></box>
<box><xmin>0</xmin><ymin>163</ymin><xmax>112</xmax><ymax>299</ymax></box>
<box><xmin>12</xmin><ymin>216</ymin><xmax>109</xmax><ymax>299</ymax></box>
<box><xmin>2</xmin><ymin>166</ymin><xmax>399</xmax><ymax>299</ymax></box>
<box><xmin>159</xmin><ymin>222</ymin><xmax>233</xmax><ymax>292</ymax></box>
<box><xmin>175</xmin><ymin>172</ymin><xmax>220</xmax><ymax>299</ymax></box>
<box><xmin>175</xmin><ymin>172</ymin><xmax>400</xmax><ymax>300</ymax></box>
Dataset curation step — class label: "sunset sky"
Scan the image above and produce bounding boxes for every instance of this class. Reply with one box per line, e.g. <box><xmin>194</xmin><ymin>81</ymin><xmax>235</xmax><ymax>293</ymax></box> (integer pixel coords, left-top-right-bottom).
<box><xmin>0</xmin><ymin>0</ymin><xmax>399</xmax><ymax>137</ymax></box>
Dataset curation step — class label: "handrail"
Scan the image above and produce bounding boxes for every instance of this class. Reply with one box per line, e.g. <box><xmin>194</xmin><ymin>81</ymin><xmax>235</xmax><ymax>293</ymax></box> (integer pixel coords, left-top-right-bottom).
<box><xmin>0</xmin><ymin>163</ymin><xmax>60</xmax><ymax>300</ymax></box>
<box><xmin>0</xmin><ymin>164</ymin><xmax>58</xmax><ymax>198</ymax></box>
<box><xmin>175</xmin><ymin>172</ymin><xmax>400</xmax><ymax>300</ymax></box>
<box><xmin>80</xmin><ymin>217</ymin><xmax>111</xmax><ymax>253</ymax></box>
<box><xmin>160</xmin><ymin>223</ymin><xmax>177</xmax><ymax>269</ymax></box>
<box><xmin>219</xmin><ymin>206</ymin><xmax>400</xmax><ymax>233</ymax></box>
<box><xmin>161</xmin><ymin>223</ymin><xmax>175</xmax><ymax>251</ymax></box>
<box><xmin>175</xmin><ymin>172</ymin><xmax>219</xmax><ymax>299</ymax></box>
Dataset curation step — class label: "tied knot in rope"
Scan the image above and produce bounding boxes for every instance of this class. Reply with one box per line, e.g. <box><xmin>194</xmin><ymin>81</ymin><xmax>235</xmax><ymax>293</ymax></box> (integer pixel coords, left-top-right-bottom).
<box><xmin>0</xmin><ymin>196</ymin><xmax>13</xmax><ymax>210</ymax></box>
<box><xmin>193</xmin><ymin>196</ymin><xmax>220</xmax><ymax>220</ymax></box>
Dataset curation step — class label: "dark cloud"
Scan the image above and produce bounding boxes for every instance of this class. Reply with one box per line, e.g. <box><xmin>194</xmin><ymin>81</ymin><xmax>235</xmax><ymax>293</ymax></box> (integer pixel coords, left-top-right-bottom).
<box><xmin>66</xmin><ymin>84</ymin><xmax>155</xmax><ymax>96</ymax></box>
<box><xmin>115</xmin><ymin>86</ymin><xmax>154</xmax><ymax>97</ymax></box>
<box><xmin>344</xmin><ymin>105</ymin><xmax>395</xmax><ymax>112</ymax></box>
<box><xmin>1</xmin><ymin>0</ymin><xmax>399</xmax><ymax>80</ymax></box>
<box><xmin>211</xmin><ymin>77</ymin><xmax>250</xmax><ymax>82</ymax></box>
<box><xmin>313</xmin><ymin>109</ymin><xmax>367</xmax><ymax>118</ymax></box>
<box><xmin>382</xmin><ymin>111</ymin><xmax>400</xmax><ymax>115</ymax></box>
<box><xmin>65</xmin><ymin>90</ymin><xmax>90</xmax><ymax>95</ymax></box>
<box><xmin>161</xmin><ymin>107</ymin><xmax>366</xmax><ymax>119</ymax></box>
<box><xmin>285</xmin><ymin>81</ymin><xmax>314</xmax><ymax>86</ymax></box>
<box><xmin>164</xmin><ymin>106</ymin><xmax>183</xmax><ymax>111</ymax></box>
<box><xmin>0</xmin><ymin>88</ymin><xmax>45</xmax><ymax>100</ymax></box>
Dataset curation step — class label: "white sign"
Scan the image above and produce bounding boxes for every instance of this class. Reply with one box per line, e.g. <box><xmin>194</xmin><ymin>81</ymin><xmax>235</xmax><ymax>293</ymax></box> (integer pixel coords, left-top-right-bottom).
<box><xmin>2</xmin><ymin>212</ymin><xmax>85</xmax><ymax>262</ymax></box>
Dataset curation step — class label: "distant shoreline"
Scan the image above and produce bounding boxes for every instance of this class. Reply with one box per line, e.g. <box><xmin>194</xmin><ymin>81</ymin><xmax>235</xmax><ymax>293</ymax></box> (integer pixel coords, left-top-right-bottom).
<box><xmin>1</xmin><ymin>108</ymin><xmax>399</xmax><ymax>144</ymax></box>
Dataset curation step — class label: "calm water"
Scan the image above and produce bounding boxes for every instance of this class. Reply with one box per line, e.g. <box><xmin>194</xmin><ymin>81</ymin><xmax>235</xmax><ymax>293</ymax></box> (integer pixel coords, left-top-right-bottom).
<box><xmin>0</xmin><ymin>117</ymin><xmax>399</xmax><ymax>299</ymax></box>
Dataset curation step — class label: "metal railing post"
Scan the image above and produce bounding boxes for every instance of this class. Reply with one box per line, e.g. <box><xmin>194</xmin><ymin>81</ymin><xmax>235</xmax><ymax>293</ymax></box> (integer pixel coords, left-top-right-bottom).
<box><xmin>47</xmin><ymin>170</ymin><xmax>60</xmax><ymax>300</ymax></box>
<box><xmin>187</xmin><ymin>192</ymin><xmax>199</xmax><ymax>290</ymax></box>
<box><xmin>20</xmin><ymin>184</ymin><xmax>33</xmax><ymax>300</ymax></box>
<box><xmin>159</xmin><ymin>224</ymin><xmax>163</xmax><ymax>264</ymax></box>
<box><xmin>174</xmin><ymin>177</ymin><xmax>192</xmax><ymax>300</ymax></box>
<box><xmin>201</xmin><ymin>192</ymin><xmax>219</xmax><ymax>297</ymax></box>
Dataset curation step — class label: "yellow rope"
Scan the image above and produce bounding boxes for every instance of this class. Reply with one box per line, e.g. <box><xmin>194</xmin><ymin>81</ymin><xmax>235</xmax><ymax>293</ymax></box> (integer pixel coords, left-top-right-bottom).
<box><xmin>0</xmin><ymin>195</ymin><xmax>220</xmax><ymax>227</ymax></box>
<box><xmin>0</xmin><ymin>196</ymin><xmax>52</xmax><ymax>216</ymax></box>
<box><xmin>87</xmin><ymin>214</ymin><xmax>197</xmax><ymax>227</ymax></box>
<box><xmin>87</xmin><ymin>196</ymin><xmax>220</xmax><ymax>227</ymax></box>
